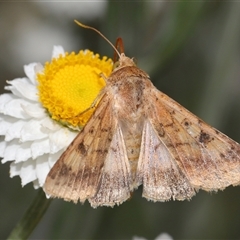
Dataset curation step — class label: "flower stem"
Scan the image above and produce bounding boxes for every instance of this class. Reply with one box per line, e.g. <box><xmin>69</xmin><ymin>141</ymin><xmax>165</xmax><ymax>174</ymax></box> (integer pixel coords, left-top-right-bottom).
<box><xmin>7</xmin><ymin>189</ymin><xmax>52</xmax><ymax>240</ymax></box>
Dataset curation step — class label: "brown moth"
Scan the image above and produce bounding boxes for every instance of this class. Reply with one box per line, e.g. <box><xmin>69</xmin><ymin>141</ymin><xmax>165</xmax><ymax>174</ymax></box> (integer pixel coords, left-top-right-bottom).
<box><xmin>44</xmin><ymin>22</ymin><xmax>240</xmax><ymax>208</ymax></box>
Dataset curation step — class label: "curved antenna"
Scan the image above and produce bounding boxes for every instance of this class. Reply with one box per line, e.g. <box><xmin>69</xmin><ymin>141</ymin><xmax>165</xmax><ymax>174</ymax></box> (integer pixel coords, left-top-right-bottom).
<box><xmin>74</xmin><ymin>20</ymin><xmax>121</xmax><ymax>59</ymax></box>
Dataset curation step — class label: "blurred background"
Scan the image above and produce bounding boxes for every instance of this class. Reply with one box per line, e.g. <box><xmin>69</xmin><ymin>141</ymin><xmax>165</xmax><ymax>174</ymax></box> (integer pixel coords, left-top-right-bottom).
<box><xmin>1</xmin><ymin>1</ymin><xmax>240</xmax><ymax>239</ymax></box>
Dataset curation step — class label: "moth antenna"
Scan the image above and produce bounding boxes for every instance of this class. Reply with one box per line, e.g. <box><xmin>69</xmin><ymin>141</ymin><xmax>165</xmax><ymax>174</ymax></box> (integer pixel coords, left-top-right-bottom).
<box><xmin>74</xmin><ymin>20</ymin><xmax>121</xmax><ymax>59</ymax></box>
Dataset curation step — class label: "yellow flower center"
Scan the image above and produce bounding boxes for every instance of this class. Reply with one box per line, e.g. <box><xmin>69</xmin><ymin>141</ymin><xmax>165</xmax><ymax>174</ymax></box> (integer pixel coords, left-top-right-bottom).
<box><xmin>37</xmin><ymin>50</ymin><xmax>113</xmax><ymax>129</ymax></box>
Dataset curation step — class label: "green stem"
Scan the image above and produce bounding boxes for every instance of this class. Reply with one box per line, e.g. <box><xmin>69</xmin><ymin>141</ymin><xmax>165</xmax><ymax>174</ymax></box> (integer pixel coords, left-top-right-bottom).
<box><xmin>7</xmin><ymin>189</ymin><xmax>52</xmax><ymax>240</ymax></box>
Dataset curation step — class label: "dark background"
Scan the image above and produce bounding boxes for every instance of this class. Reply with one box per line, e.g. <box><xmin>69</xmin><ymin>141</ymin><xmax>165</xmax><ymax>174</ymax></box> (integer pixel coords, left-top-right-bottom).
<box><xmin>1</xmin><ymin>2</ymin><xmax>240</xmax><ymax>239</ymax></box>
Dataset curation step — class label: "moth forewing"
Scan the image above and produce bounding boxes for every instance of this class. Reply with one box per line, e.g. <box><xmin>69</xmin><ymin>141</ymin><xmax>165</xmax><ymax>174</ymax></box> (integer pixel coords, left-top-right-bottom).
<box><xmin>89</xmin><ymin>125</ymin><xmax>132</xmax><ymax>207</ymax></box>
<box><xmin>44</xmin><ymin>94</ymin><xmax>117</xmax><ymax>204</ymax></box>
<box><xmin>150</xmin><ymin>88</ymin><xmax>240</xmax><ymax>191</ymax></box>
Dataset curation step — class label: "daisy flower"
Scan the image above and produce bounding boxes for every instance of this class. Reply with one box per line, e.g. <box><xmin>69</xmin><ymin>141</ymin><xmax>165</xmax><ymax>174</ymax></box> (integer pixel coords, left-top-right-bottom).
<box><xmin>0</xmin><ymin>45</ymin><xmax>113</xmax><ymax>190</ymax></box>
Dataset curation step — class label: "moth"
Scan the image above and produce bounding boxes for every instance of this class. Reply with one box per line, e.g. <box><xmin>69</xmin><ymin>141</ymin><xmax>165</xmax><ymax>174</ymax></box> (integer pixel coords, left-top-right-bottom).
<box><xmin>44</xmin><ymin>22</ymin><xmax>240</xmax><ymax>208</ymax></box>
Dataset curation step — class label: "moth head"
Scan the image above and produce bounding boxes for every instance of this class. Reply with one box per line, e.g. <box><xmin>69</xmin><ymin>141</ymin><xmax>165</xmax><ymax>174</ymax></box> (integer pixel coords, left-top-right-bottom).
<box><xmin>113</xmin><ymin>53</ymin><xmax>136</xmax><ymax>72</ymax></box>
<box><xmin>112</xmin><ymin>37</ymin><xmax>136</xmax><ymax>71</ymax></box>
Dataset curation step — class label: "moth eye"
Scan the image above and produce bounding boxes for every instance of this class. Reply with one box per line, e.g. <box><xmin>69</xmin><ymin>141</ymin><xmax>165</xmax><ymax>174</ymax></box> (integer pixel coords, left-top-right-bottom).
<box><xmin>113</xmin><ymin>61</ymin><xmax>120</xmax><ymax>69</ymax></box>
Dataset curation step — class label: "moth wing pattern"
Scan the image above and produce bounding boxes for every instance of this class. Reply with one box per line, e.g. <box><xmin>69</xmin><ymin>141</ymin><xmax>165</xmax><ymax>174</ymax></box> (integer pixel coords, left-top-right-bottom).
<box><xmin>136</xmin><ymin>119</ymin><xmax>196</xmax><ymax>202</ymax></box>
<box><xmin>139</xmin><ymin>88</ymin><xmax>240</xmax><ymax>201</ymax></box>
<box><xmin>89</xmin><ymin>124</ymin><xmax>132</xmax><ymax>207</ymax></box>
<box><xmin>44</xmin><ymin>93</ymin><xmax>132</xmax><ymax>207</ymax></box>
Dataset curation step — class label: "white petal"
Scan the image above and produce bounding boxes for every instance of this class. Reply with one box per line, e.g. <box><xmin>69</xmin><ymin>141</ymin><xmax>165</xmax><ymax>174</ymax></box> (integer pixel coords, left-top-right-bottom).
<box><xmin>48</xmin><ymin>150</ymin><xmax>63</xmax><ymax>168</ymax></box>
<box><xmin>0</xmin><ymin>94</ymin><xmax>16</xmax><ymax>112</ymax></box>
<box><xmin>15</xmin><ymin>142</ymin><xmax>32</xmax><ymax>162</ymax></box>
<box><xmin>10</xmin><ymin>161</ymin><xmax>23</xmax><ymax>177</ymax></box>
<box><xmin>36</xmin><ymin>155</ymin><xmax>51</xmax><ymax>187</ymax></box>
<box><xmin>21</xmin><ymin>103</ymin><xmax>46</xmax><ymax>119</ymax></box>
<box><xmin>49</xmin><ymin>128</ymin><xmax>77</xmax><ymax>153</ymax></box>
<box><xmin>33</xmin><ymin>179</ymin><xmax>40</xmax><ymax>189</ymax></box>
<box><xmin>6</xmin><ymin>78</ymin><xmax>38</xmax><ymax>101</ymax></box>
<box><xmin>31</xmin><ymin>138</ymin><xmax>50</xmax><ymax>159</ymax></box>
<box><xmin>3</xmin><ymin>98</ymin><xmax>32</xmax><ymax>119</ymax></box>
<box><xmin>20</xmin><ymin>119</ymin><xmax>48</xmax><ymax>142</ymax></box>
<box><xmin>41</xmin><ymin>117</ymin><xmax>61</xmax><ymax>131</ymax></box>
<box><xmin>34</xmin><ymin>63</ymin><xmax>44</xmax><ymax>76</ymax></box>
<box><xmin>0</xmin><ymin>115</ymin><xmax>16</xmax><ymax>122</ymax></box>
<box><xmin>5</xmin><ymin>120</ymin><xmax>25</xmax><ymax>141</ymax></box>
<box><xmin>20</xmin><ymin>160</ymin><xmax>37</xmax><ymax>186</ymax></box>
<box><xmin>2</xmin><ymin>139</ymin><xmax>20</xmax><ymax>162</ymax></box>
<box><xmin>0</xmin><ymin>117</ymin><xmax>15</xmax><ymax>135</ymax></box>
<box><xmin>24</xmin><ymin>63</ymin><xmax>42</xmax><ymax>85</ymax></box>
<box><xmin>0</xmin><ymin>137</ymin><xmax>7</xmax><ymax>158</ymax></box>
<box><xmin>52</xmin><ymin>45</ymin><xmax>65</xmax><ymax>59</ymax></box>
<box><xmin>5</xmin><ymin>78</ymin><xmax>30</xmax><ymax>99</ymax></box>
